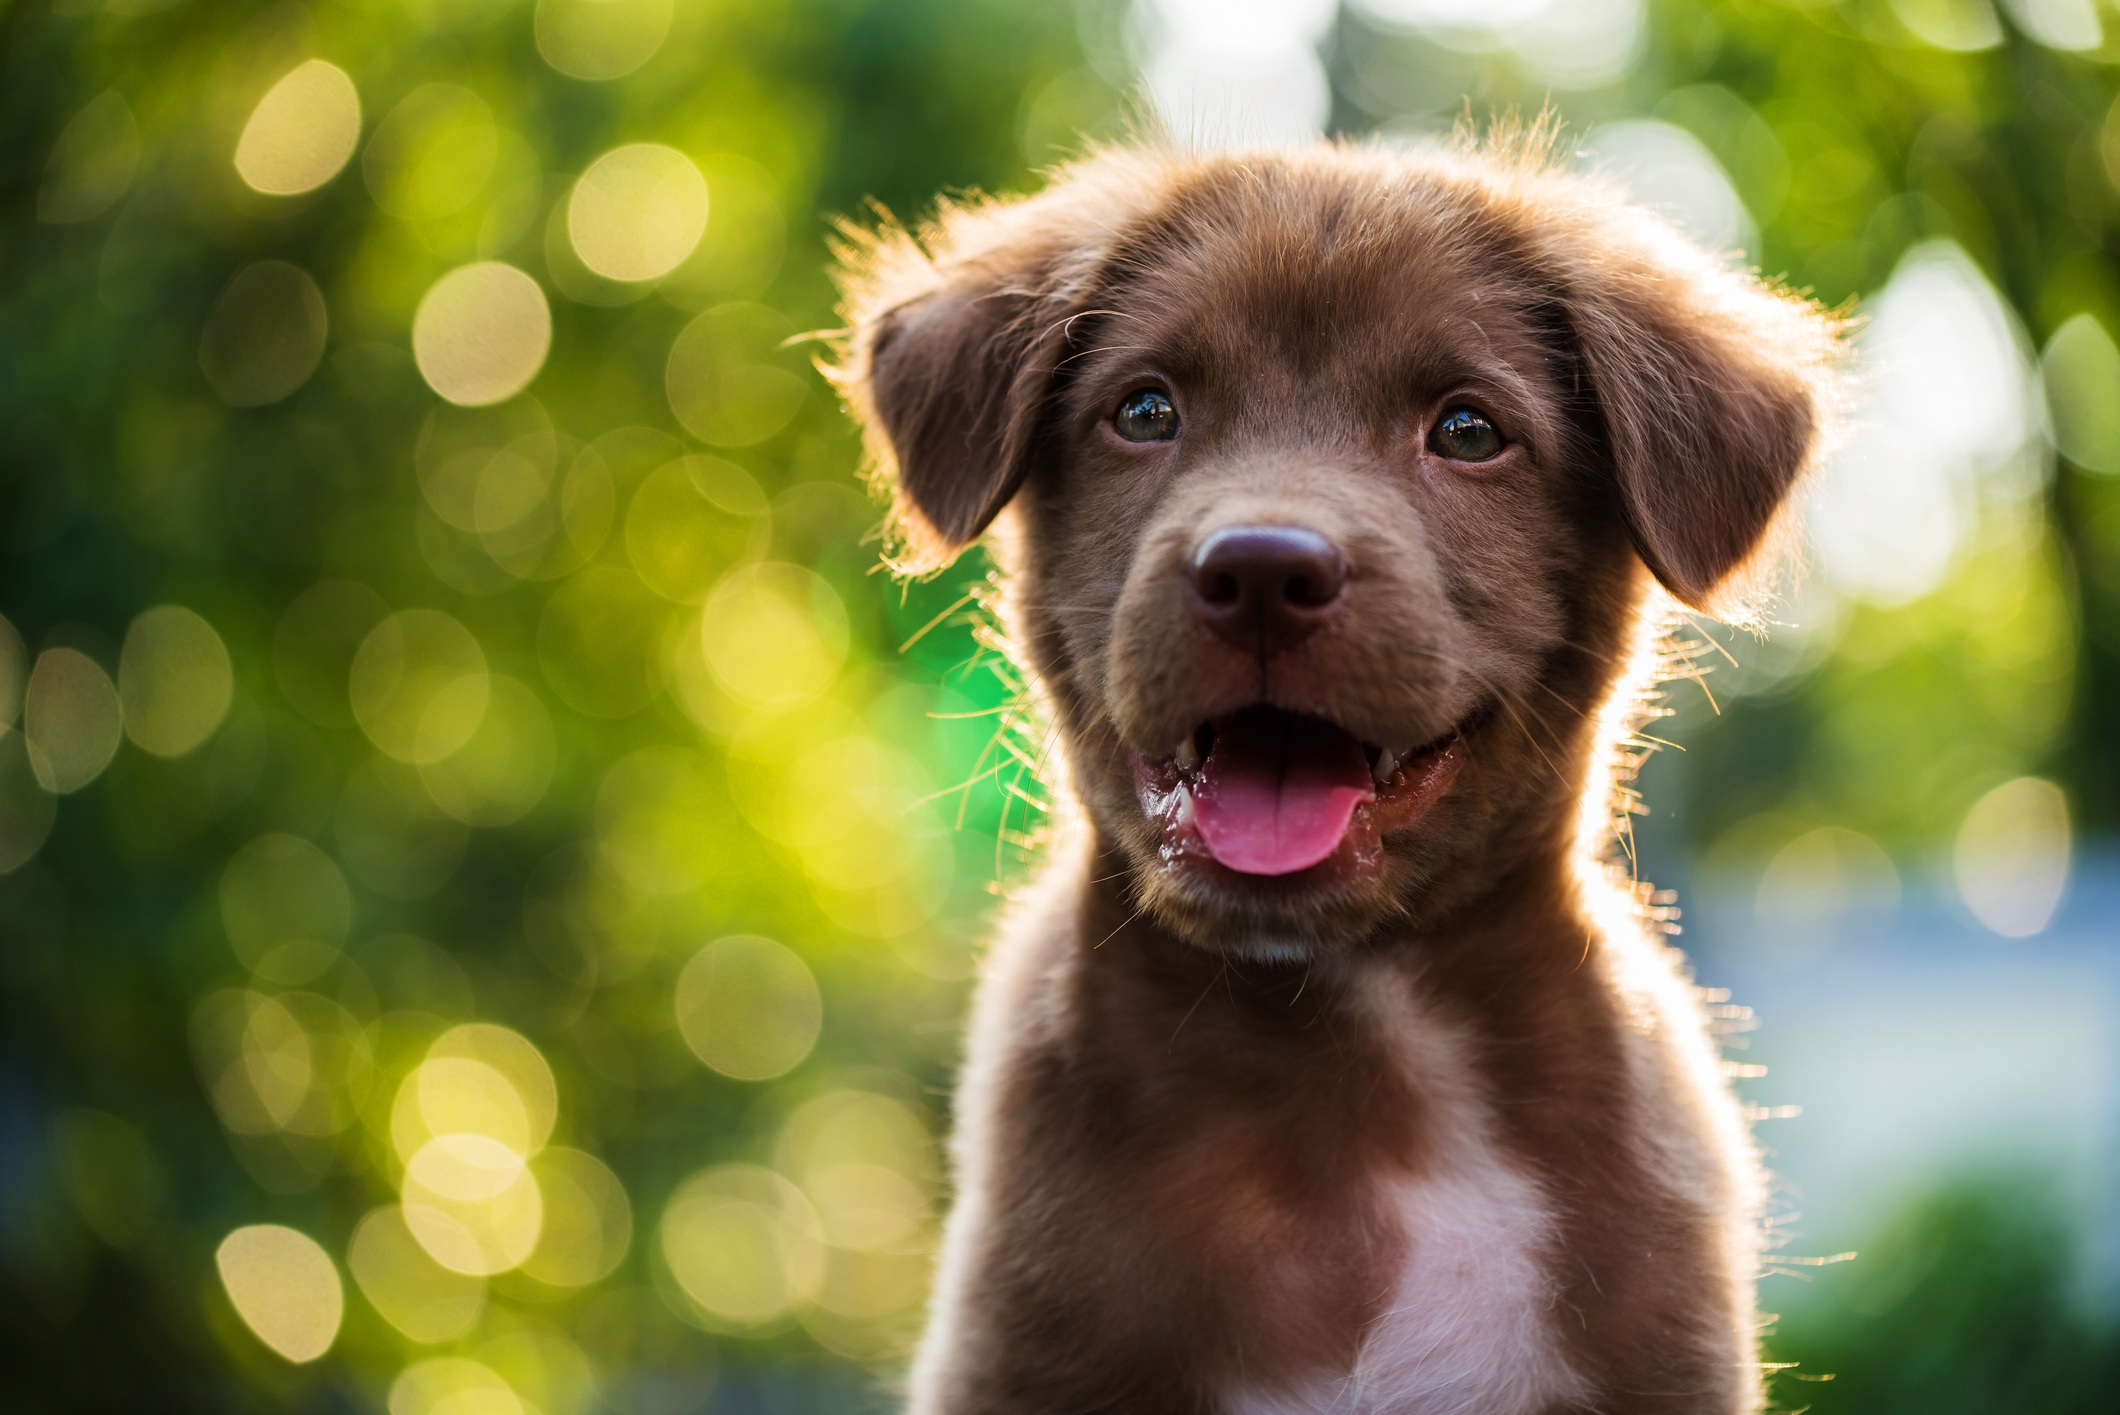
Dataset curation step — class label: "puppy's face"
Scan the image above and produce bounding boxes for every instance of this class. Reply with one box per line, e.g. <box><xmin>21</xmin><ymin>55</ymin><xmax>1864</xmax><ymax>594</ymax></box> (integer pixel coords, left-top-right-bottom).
<box><xmin>1022</xmin><ymin>214</ymin><xmax>1611</xmax><ymax>947</ymax></box>
<box><xmin>841</xmin><ymin>149</ymin><xmax>1835</xmax><ymax>953</ymax></box>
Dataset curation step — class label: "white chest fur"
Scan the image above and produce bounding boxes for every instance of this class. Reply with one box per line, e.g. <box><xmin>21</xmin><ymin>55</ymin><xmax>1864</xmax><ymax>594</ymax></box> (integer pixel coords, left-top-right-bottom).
<box><xmin>1227</xmin><ymin>974</ymin><xmax>1588</xmax><ymax>1415</ymax></box>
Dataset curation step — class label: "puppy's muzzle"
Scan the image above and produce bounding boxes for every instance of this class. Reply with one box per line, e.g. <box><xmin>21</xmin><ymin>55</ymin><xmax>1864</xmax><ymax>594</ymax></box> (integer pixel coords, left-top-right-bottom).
<box><xmin>1188</xmin><ymin>524</ymin><xmax>1348</xmax><ymax>660</ymax></box>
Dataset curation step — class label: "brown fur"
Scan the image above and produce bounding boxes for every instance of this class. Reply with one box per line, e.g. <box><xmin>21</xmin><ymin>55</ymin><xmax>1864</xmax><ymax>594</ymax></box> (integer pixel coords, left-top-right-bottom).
<box><xmin>830</xmin><ymin>133</ymin><xmax>1846</xmax><ymax>1414</ymax></box>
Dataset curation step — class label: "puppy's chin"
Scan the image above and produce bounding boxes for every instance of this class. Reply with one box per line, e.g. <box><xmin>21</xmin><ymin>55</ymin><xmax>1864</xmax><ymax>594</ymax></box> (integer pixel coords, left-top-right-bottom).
<box><xmin>1118</xmin><ymin>846</ymin><xmax>1412</xmax><ymax>956</ymax></box>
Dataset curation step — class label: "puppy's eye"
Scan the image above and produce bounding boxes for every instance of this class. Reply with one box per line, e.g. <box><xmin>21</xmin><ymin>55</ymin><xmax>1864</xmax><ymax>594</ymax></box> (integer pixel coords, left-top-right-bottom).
<box><xmin>1429</xmin><ymin>407</ymin><xmax>1503</xmax><ymax>462</ymax></box>
<box><xmin>1115</xmin><ymin>389</ymin><xmax>1180</xmax><ymax>442</ymax></box>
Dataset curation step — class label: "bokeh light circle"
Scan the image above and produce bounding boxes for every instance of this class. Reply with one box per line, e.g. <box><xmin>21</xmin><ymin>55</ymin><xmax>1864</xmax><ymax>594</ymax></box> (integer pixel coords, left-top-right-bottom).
<box><xmin>349</xmin><ymin>1206</ymin><xmax>488</xmax><ymax>1344</ymax></box>
<box><xmin>522</xmin><ymin>1148</ymin><xmax>633</xmax><ymax>1288</ymax></box>
<box><xmin>413</xmin><ymin>264</ymin><xmax>552</xmax><ymax>407</ymax></box>
<box><xmin>23</xmin><ymin>648</ymin><xmax>123</xmax><ymax>795</ymax></box>
<box><xmin>1954</xmin><ymin>777</ymin><xmax>2072</xmax><ymax>938</ymax></box>
<box><xmin>659</xmin><ymin>1163</ymin><xmax>824</xmax><ymax>1328</ymax></box>
<box><xmin>389</xmin><ymin>1357</ymin><xmax>524</xmax><ymax>1415</ymax></box>
<box><xmin>401</xmin><ymin>1136</ymin><xmax>546</xmax><ymax>1276</ymax></box>
<box><xmin>699</xmin><ymin>563</ymin><xmax>848</xmax><ymax>710</ymax></box>
<box><xmin>673</xmin><ymin>935</ymin><xmax>822</xmax><ymax>1081</ymax></box>
<box><xmin>119</xmin><ymin>605</ymin><xmax>233</xmax><ymax>757</ymax></box>
<box><xmin>200</xmin><ymin>261</ymin><xmax>329</xmax><ymax>408</ymax></box>
<box><xmin>567</xmin><ymin>143</ymin><xmax>708</xmax><ymax>283</ymax></box>
<box><xmin>215</xmin><ymin>1224</ymin><xmax>343</xmax><ymax>1363</ymax></box>
<box><xmin>775</xmin><ymin>1089</ymin><xmax>937</xmax><ymax>1251</ymax></box>
<box><xmin>535</xmin><ymin>0</ymin><xmax>674</xmax><ymax>80</ymax></box>
<box><xmin>349</xmin><ymin>609</ymin><xmax>490</xmax><ymax>763</ymax></box>
<box><xmin>235</xmin><ymin>60</ymin><xmax>362</xmax><ymax>196</ymax></box>
<box><xmin>418</xmin><ymin>676</ymin><xmax>557</xmax><ymax>826</ymax></box>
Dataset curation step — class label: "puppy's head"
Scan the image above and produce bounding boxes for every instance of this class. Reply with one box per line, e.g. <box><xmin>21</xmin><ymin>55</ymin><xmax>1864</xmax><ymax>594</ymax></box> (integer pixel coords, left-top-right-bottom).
<box><xmin>834</xmin><ymin>142</ymin><xmax>1843</xmax><ymax>953</ymax></box>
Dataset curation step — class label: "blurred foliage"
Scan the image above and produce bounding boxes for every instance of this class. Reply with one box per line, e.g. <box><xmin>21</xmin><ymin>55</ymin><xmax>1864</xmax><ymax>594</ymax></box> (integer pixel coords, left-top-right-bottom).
<box><xmin>1</xmin><ymin>0</ymin><xmax>2117</xmax><ymax>1410</ymax></box>
<box><xmin>1765</xmin><ymin>1180</ymin><xmax>2120</xmax><ymax>1413</ymax></box>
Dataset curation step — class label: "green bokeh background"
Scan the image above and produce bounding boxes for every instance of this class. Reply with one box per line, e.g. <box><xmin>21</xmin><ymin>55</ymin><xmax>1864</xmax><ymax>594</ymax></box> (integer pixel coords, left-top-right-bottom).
<box><xmin>3</xmin><ymin>0</ymin><xmax>2119</xmax><ymax>1409</ymax></box>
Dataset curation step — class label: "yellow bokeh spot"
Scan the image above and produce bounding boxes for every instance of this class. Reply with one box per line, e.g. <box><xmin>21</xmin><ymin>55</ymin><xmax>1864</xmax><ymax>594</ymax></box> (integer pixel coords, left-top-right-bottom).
<box><xmin>1954</xmin><ymin>776</ymin><xmax>2072</xmax><ymax>937</ymax></box>
<box><xmin>215</xmin><ymin>1224</ymin><xmax>343</xmax><ymax>1363</ymax></box>
<box><xmin>660</xmin><ymin>1164</ymin><xmax>824</xmax><ymax>1329</ymax></box>
<box><xmin>674</xmin><ymin>935</ymin><xmax>821</xmax><ymax>1081</ymax></box>
<box><xmin>220</xmin><ymin>835</ymin><xmax>353</xmax><ymax>974</ymax></box>
<box><xmin>410</xmin><ymin>1058</ymin><xmax>532</xmax><ymax>1157</ymax></box>
<box><xmin>389</xmin><ymin>1358</ymin><xmax>523</xmax><ymax>1415</ymax></box>
<box><xmin>119</xmin><ymin>605</ymin><xmax>233</xmax><ymax>757</ymax></box>
<box><xmin>568</xmin><ymin>143</ymin><xmax>709</xmax><ymax>283</ymax></box>
<box><xmin>808</xmin><ymin>1243</ymin><xmax>932</xmax><ymax>1329</ymax></box>
<box><xmin>535</xmin><ymin>0</ymin><xmax>674</xmax><ymax>81</ymax></box>
<box><xmin>522</xmin><ymin>1147</ymin><xmax>633</xmax><ymax>1288</ymax></box>
<box><xmin>349</xmin><ymin>1206</ymin><xmax>487</xmax><ymax>1344</ymax></box>
<box><xmin>419</xmin><ymin>676</ymin><xmax>557</xmax><ymax>827</ymax></box>
<box><xmin>199</xmin><ymin>260</ymin><xmax>329</xmax><ymax>408</ymax></box>
<box><xmin>413</xmin><ymin>263</ymin><xmax>552</xmax><ymax>407</ymax></box>
<box><xmin>392</xmin><ymin>1023</ymin><xmax>558</xmax><ymax>1163</ymax></box>
<box><xmin>775</xmin><ymin>1090</ymin><xmax>936</xmax><ymax>1251</ymax></box>
<box><xmin>350</xmin><ymin>609</ymin><xmax>490</xmax><ymax>764</ymax></box>
<box><xmin>402</xmin><ymin>1136</ymin><xmax>545</xmax><ymax>1276</ymax></box>
<box><xmin>363</xmin><ymin>84</ymin><xmax>497</xmax><ymax>223</ymax></box>
<box><xmin>235</xmin><ymin>60</ymin><xmax>362</xmax><ymax>196</ymax></box>
<box><xmin>23</xmin><ymin>647</ymin><xmax>122</xmax><ymax>794</ymax></box>
<box><xmin>700</xmin><ymin>563</ymin><xmax>848</xmax><ymax>711</ymax></box>
<box><xmin>664</xmin><ymin>303</ymin><xmax>808</xmax><ymax>446</ymax></box>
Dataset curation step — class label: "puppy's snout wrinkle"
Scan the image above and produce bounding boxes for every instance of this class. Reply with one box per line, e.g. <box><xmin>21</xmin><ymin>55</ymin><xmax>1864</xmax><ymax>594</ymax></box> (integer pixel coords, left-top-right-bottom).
<box><xmin>1188</xmin><ymin>525</ymin><xmax>1347</xmax><ymax>658</ymax></box>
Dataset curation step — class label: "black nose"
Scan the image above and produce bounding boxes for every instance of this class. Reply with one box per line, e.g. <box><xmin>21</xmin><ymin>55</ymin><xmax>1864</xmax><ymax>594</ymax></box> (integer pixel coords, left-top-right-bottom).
<box><xmin>1188</xmin><ymin>525</ymin><xmax>1348</xmax><ymax>657</ymax></box>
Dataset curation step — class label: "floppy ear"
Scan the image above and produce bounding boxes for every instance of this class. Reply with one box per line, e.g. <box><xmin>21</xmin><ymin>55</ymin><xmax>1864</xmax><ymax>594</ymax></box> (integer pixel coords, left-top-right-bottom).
<box><xmin>1545</xmin><ymin>210</ymin><xmax>1845</xmax><ymax>612</ymax></box>
<box><xmin>859</xmin><ymin>259</ymin><xmax>1068</xmax><ymax>559</ymax></box>
<box><xmin>830</xmin><ymin>201</ymin><xmax>1104</xmax><ymax>571</ymax></box>
<box><xmin>831</xmin><ymin>156</ymin><xmax>1170</xmax><ymax>570</ymax></box>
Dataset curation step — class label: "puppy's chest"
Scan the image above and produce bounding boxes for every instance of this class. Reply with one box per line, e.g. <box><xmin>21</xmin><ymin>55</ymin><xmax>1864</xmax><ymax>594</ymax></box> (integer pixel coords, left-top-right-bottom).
<box><xmin>1219</xmin><ymin>1004</ymin><xmax>1587</xmax><ymax>1415</ymax></box>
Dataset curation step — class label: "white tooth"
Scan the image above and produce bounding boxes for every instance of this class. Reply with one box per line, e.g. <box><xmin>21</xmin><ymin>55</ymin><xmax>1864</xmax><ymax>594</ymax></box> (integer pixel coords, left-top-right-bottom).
<box><xmin>1172</xmin><ymin>781</ymin><xmax>1196</xmax><ymax>828</ymax></box>
<box><xmin>1373</xmin><ymin>747</ymin><xmax>1398</xmax><ymax>785</ymax></box>
<box><xmin>1175</xmin><ymin>735</ymin><xmax>1200</xmax><ymax>770</ymax></box>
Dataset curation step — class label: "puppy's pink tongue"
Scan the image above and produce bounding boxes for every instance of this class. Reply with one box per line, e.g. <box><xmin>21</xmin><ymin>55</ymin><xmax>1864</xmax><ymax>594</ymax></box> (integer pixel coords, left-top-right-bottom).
<box><xmin>1193</xmin><ymin>711</ymin><xmax>1374</xmax><ymax>876</ymax></box>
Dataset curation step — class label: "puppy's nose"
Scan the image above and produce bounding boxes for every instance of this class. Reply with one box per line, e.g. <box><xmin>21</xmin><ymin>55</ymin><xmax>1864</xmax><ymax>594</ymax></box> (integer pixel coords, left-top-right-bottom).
<box><xmin>1189</xmin><ymin>525</ymin><xmax>1348</xmax><ymax>656</ymax></box>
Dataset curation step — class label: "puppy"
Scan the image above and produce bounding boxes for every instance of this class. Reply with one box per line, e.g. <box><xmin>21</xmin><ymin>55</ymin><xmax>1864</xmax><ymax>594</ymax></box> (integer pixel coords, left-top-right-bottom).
<box><xmin>830</xmin><ymin>132</ymin><xmax>1844</xmax><ymax>1414</ymax></box>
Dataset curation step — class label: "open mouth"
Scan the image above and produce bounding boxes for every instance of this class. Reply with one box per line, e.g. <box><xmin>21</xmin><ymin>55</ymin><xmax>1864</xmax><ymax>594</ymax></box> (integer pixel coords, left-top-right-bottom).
<box><xmin>1131</xmin><ymin>704</ymin><xmax>1481</xmax><ymax>879</ymax></box>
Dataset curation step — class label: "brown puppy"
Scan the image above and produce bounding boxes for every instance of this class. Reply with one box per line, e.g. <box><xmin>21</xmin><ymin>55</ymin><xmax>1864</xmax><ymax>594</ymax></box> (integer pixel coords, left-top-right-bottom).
<box><xmin>831</xmin><ymin>133</ymin><xmax>1844</xmax><ymax>1414</ymax></box>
